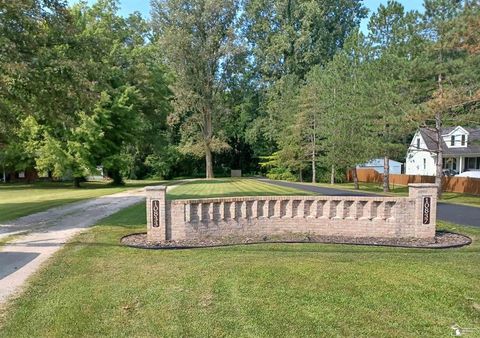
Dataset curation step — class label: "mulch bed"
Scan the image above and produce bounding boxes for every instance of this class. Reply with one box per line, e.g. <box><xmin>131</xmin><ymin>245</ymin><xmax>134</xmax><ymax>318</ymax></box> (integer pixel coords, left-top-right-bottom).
<box><xmin>121</xmin><ymin>231</ymin><xmax>472</xmax><ymax>250</ymax></box>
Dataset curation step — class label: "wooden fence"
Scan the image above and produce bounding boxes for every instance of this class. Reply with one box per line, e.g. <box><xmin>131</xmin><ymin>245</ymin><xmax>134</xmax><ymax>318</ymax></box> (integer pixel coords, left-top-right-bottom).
<box><xmin>349</xmin><ymin>168</ymin><xmax>480</xmax><ymax>195</ymax></box>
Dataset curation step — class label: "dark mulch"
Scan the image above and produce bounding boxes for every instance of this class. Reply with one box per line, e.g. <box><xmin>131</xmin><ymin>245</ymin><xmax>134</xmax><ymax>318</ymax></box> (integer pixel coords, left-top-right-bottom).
<box><xmin>121</xmin><ymin>231</ymin><xmax>472</xmax><ymax>250</ymax></box>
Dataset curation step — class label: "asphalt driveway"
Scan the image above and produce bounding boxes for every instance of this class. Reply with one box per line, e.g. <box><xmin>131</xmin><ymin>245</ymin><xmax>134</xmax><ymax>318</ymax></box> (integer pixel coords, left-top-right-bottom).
<box><xmin>258</xmin><ymin>178</ymin><xmax>480</xmax><ymax>228</ymax></box>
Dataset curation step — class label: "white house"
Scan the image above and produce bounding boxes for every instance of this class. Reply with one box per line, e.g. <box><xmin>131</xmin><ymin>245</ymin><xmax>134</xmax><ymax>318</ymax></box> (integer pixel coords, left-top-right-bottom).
<box><xmin>357</xmin><ymin>158</ymin><xmax>403</xmax><ymax>174</ymax></box>
<box><xmin>406</xmin><ymin>126</ymin><xmax>480</xmax><ymax>176</ymax></box>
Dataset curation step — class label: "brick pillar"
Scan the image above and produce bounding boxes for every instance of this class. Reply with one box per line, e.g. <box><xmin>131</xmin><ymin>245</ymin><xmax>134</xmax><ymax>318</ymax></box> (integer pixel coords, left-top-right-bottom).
<box><xmin>219</xmin><ymin>202</ymin><xmax>225</xmax><ymax>220</ymax></box>
<box><xmin>241</xmin><ymin>201</ymin><xmax>247</xmax><ymax>219</ymax></box>
<box><xmin>408</xmin><ymin>183</ymin><xmax>437</xmax><ymax>238</ymax></box>
<box><xmin>251</xmin><ymin>200</ymin><xmax>258</xmax><ymax>218</ymax></box>
<box><xmin>146</xmin><ymin>186</ymin><xmax>167</xmax><ymax>242</ymax></box>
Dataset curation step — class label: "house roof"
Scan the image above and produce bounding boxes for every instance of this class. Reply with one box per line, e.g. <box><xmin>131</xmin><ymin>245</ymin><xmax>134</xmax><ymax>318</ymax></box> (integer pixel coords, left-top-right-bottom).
<box><xmin>359</xmin><ymin>158</ymin><xmax>402</xmax><ymax>167</ymax></box>
<box><xmin>419</xmin><ymin>127</ymin><xmax>480</xmax><ymax>156</ymax></box>
<box><xmin>442</xmin><ymin>126</ymin><xmax>469</xmax><ymax>135</ymax></box>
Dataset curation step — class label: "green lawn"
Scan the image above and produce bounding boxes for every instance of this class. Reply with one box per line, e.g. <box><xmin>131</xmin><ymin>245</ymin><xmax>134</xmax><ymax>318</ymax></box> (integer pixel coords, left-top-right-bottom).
<box><xmin>169</xmin><ymin>178</ymin><xmax>313</xmax><ymax>199</ymax></box>
<box><xmin>0</xmin><ymin>180</ymin><xmax>164</xmax><ymax>223</ymax></box>
<box><xmin>0</xmin><ymin>180</ymin><xmax>479</xmax><ymax>337</ymax></box>
<box><xmin>310</xmin><ymin>181</ymin><xmax>480</xmax><ymax>208</ymax></box>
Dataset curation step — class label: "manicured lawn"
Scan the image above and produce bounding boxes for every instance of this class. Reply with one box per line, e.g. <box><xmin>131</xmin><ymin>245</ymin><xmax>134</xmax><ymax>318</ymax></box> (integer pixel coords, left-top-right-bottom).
<box><xmin>169</xmin><ymin>178</ymin><xmax>313</xmax><ymax>199</ymax></box>
<box><xmin>312</xmin><ymin>182</ymin><xmax>480</xmax><ymax>207</ymax></box>
<box><xmin>0</xmin><ymin>180</ymin><xmax>479</xmax><ymax>337</ymax></box>
<box><xmin>441</xmin><ymin>191</ymin><xmax>480</xmax><ymax>207</ymax></box>
<box><xmin>0</xmin><ymin>180</ymin><xmax>164</xmax><ymax>223</ymax></box>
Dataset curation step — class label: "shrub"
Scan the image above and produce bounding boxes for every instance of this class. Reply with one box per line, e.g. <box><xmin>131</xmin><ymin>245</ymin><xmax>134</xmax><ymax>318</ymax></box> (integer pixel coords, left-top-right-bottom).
<box><xmin>266</xmin><ymin>167</ymin><xmax>297</xmax><ymax>181</ymax></box>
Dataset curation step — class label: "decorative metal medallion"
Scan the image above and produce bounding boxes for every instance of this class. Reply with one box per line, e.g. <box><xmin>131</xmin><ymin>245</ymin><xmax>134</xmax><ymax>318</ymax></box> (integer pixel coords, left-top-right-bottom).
<box><xmin>152</xmin><ymin>200</ymin><xmax>160</xmax><ymax>228</ymax></box>
<box><xmin>422</xmin><ymin>197</ymin><xmax>431</xmax><ymax>225</ymax></box>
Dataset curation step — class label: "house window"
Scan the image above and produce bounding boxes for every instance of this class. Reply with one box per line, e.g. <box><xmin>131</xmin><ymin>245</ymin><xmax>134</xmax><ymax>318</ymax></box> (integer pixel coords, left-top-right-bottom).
<box><xmin>466</xmin><ymin>157</ymin><xmax>476</xmax><ymax>170</ymax></box>
<box><xmin>451</xmin><ymin>135</ymin><xmax>455</xmax><ymax>146</ymax></box>
<box><xmin>443</xmin><ymin>158</ymin><xmax>457</xmax><ymax>170</ymax></box>
<box><xmin>423</xmin><ymin>158</ymin><xmax>426</xmax><ymax>170</ymax></box>
<box><xmin>417</xmin><ymin>138</ymin><xmax>420</xmax><ymax>149</ymax></box>
<box><xmin>461</xmin><ymin>135</ymin><xmax>466</xmax><ymax>146</ymax></box>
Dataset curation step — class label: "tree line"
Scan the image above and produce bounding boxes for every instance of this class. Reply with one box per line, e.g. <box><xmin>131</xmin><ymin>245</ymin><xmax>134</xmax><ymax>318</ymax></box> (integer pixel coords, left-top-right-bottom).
<box><xmin>1</xmin><ymin>0</ymin><xmax>479</xmax><ymax>193</ymax></box>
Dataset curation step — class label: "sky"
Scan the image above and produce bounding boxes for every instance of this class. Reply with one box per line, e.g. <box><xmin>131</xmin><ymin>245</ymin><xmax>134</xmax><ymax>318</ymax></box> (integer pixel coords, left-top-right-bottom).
<box><xmin>67</xmin><ymin>0</ymin><xmax>426</xmax><ymax>34</ymax></box>
<box><xmin>360</xmin><ymin>0</ymin><xmax>424</xmax><ymax>31</ymax></box>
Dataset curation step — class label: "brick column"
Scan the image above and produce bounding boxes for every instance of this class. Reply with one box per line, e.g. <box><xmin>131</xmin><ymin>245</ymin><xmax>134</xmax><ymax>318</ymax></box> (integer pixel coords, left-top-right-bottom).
<box><xmin>273</xmin><ymin>200</ymin><xmax>281</xmax><ymax>218</ymax></box>
<box><xmin>408</xmin><ymin>183</ymin><xmax>437</xmax><ymax>238</ymax></box>
<box><xmin>220</xmin><ymin>202</ymin><xmax>225</xmax><ymax>220</ymax></box>
<box><xmin>146</xmin><ymin>186</ymin><xmax>167</xmax><ymax>241</ymax></box>
<box><xmin>262</xmin><ymin>200</ymin><xmax>269</xmax><ymax>218</ymax></box>
<box><xmin>240</xmin><ymin>201</ymin><xmax>247</xmax><ymax>219</ymax></box>
<box><xmin>251</xmin><ymin>201</ymin><xmax>258</xmax><ymax>218</ymax></box>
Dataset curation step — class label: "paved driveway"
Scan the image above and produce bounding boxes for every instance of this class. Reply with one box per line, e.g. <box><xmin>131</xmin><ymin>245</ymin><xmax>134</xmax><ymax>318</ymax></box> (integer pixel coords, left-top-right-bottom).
<box><xmin>258</xmin><ymin>179</ymin><xmax>480</xmax><ymax>228</ymax></box>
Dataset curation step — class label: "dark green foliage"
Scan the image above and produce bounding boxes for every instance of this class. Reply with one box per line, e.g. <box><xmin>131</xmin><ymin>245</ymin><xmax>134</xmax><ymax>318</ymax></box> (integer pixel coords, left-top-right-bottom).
<box><xmin>0</xmin><ymin>0</ymin><xmax>172</xmax><ymax>185</ymax></box>
<box><xmin>242</xmin><ymin>0</ymin><xmax>368</xmax><ymax>80</ymax></box>
<box><xmin>1</xmin><ymin>0</ymin><xmax>479</xmax><ymax>185</ymax></box>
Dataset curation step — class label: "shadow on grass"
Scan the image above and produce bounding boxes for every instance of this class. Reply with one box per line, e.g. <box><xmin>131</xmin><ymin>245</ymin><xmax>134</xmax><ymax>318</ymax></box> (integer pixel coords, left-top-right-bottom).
<box><xmin>124</xmin><ymin>180</ymin><xmax>171</xmax><ymax>188</ymax></box>
<box><xmin>341</xmin><ymin>183</ymin><xmax>409</xmax><ymax>195</ymax></box>
<box><xmin>0</xmin><ymin>181</ymin><xmax>115</xmax><ymax>191</ymax></box>
<box><xmin>390</xmin><ymin>186</ymin><xmax>409</xmax><ymax>194</ymax></box>
<box><xmin>440</xmin><ymin>192</ymin><xmax>480</xmax><ymax>205</ymax></box>
<box><xmin>170</xmin><ymin>178</ymin><xmax>240</xmax><ymax>186</ymax></box>
<box><xmin>0</xmin><ymin>180</ymin><xmax>168</xmax><ymax>192</ymax></box>
<box><xmin>220</xmin><ymin>241</ymin><xmax>478</xmax><ymax>253</ymax></box>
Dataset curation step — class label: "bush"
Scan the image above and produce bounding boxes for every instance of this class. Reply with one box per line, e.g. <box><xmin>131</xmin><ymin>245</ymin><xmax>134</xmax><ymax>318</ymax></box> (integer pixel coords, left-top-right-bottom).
<box><xmin>266</xmin><ymin>167</ymin><xmax>297</xmax><ymax>181</ymax></box>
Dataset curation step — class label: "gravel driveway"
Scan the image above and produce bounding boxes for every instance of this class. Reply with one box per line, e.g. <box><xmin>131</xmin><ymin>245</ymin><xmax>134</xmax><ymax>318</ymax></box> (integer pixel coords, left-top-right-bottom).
<box><xmin>0</xmin><ymin>189</ymin><xmax>145</xmax><ymax>305</ymax></box>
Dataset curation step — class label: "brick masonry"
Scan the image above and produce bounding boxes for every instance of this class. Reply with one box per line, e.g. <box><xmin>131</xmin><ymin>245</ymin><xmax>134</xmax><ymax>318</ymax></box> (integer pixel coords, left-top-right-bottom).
<box><xmin>146</xmin><ymin>183</ymin><xmax>437</xmax><ymax>242</ymax></box>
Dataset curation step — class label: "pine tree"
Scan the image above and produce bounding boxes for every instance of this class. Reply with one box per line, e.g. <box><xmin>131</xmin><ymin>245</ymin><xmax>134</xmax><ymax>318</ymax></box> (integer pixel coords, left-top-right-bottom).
<box><xmin>412</xmin><ymin>0</ymin><xmax>480</xmax><ymax>197</ymax></box>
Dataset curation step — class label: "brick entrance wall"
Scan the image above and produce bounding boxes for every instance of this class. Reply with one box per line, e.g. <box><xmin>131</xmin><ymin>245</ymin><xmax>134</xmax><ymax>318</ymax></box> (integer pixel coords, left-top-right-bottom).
<box><xmin>146</xmin><ymin>183</ymin><xmax>437</xmax><ymax>242</ymax></box>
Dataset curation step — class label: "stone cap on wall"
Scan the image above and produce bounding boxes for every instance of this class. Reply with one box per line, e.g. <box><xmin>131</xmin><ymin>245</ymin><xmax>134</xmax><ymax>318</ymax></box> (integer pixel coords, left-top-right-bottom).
<box><xmin>146</xmin><ymin>185</ymin><xmax>167</xmax><ymax>191</ymax></box>
<box><xmin>408</xmin><ymin>183</ymin><xmax>437</xmax><ymax>199</ymax></box>
<box><xmin>171</xmin><ymin>195</ymin><xmax>410</xmax><ymax>204</ymax></box>
<box><xmin>408</xmin><ymin>183</ymin><xmax>437</xmax><ymax>188</ymax></box>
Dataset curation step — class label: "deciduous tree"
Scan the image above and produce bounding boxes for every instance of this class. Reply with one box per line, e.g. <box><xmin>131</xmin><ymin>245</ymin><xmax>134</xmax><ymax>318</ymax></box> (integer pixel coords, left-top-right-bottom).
<box><xmin>151</xmin><ymin>0</ymin><xmax>238</xmax><ymax>179</ymax></box>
